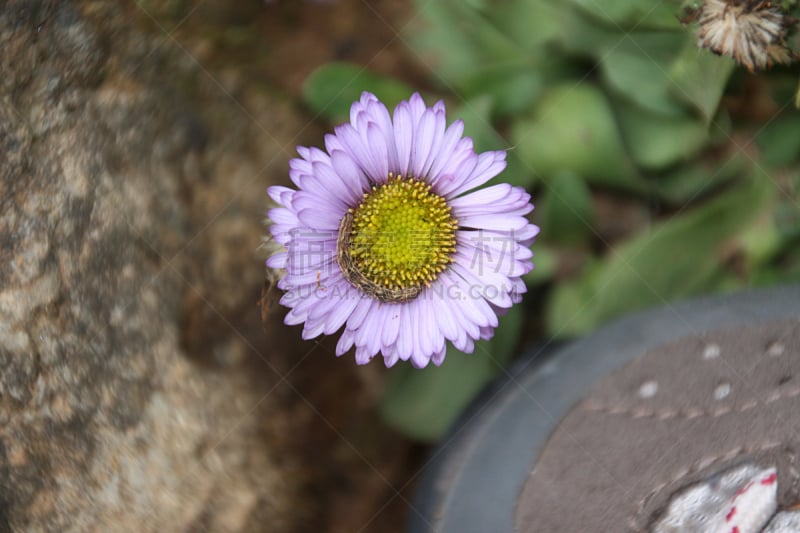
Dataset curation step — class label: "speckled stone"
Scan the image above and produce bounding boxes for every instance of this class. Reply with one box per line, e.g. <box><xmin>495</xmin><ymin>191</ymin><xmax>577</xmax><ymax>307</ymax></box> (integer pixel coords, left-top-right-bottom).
<box><xmin>0</xmin><ymin>1</ymin><xmax>304</xmax><ymax>531</ymax></box>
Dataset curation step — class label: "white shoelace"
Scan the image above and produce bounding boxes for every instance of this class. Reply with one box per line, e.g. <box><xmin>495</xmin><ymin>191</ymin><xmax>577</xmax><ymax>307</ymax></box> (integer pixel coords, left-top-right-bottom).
<box><xmin>652</xmin><ymin>463</ymin><xmax>800</xmax><ymax>533</ymax></box>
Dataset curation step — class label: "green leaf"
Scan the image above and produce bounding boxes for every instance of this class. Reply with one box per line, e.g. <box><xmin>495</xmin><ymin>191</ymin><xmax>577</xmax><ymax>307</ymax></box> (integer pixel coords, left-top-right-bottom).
<box><xmin>752</xmin><ymin>261</ymin><xmax>800</xmax><ymax>287</ymax></box>
<box><xmin>596</xmin><ymin>32</ymin><xmax>732</xmax><ymax>123</ymax></box>
<box><xmin>511</xmin><ymin>84</ymin><xmax>642</xmax><ymax>191</ymax></box>
<box><xmin>524</xmin><ymin>242</ymin><xmax>559</xmax><ymax>285</ymax></box>
<box><xmin>615</xmin><ymin>98</ymin><xmax>709</xmax><ymax>170</ymax></box>
<box><xmin>546</xmin><ymin>167</ymin><xmax>776</xmax><ymax>337</ymax></box>
<box><xmin>775</xmin><ymin>200</ymin><xmax>800</xmax><ymax>242</ymax></box>
<box><xmin>668</xmin><ymin>39</ymin><xmax>735</xmax><ymax>123</ymax></box>
<box><xmin>302</xmin><ymin>62</ymin><xmax>414</xmax><ymax>123</ymax></box>
<box><xmin>460</xmin><ymin>64</ymin><xmax>542</xmax><ymax>117</ymax></box>
<box><xmin>757</xmin><ymin>113</ymin><xmax>800</xmax><ymax>167</ymax></box>
<box><xmin>408</xmin><ymin>0</ymin><xmax>526</xmax><ymax>88</ymax></box>
<box><xmin>557</xmin><ymin>5</ymin><xmax>625</xmax><ymax>57</ymax></box>
<box><xmin>796</xmin><ymin>78</ymin><xmax>800</xmax><ymax>109</ymax></box>
<box><xmin>455</xmin><ymin>95</ymin><xmax>499</xmax><ymax>150</ymax></box>
<box><xmin>568</xmin><ymin>0</ymin><xmax>683</xmax><ymax>30</ymax></box>
<box><xmin>454</xmin><ymin>96</ymin><xmax>536</xmax><ymax>188</ymax></box>
<box><xmin>652</xmin><ymin>154</ymin><xmax>746</xmax><ymax>205</ymax></box>
<box><xmin>539</xmin><ymin>172</ymin><xmax>595</xmax><ymax>247</ymax></box>
<box><xmin>484</xmin><ymin>0</ymin><xmax>565</xmax><ymax>53</ymax></box>
<box><xmin>379</xmin><ymin>306</ymin><xmax>522</xmax><ymax>441</ymax></box>
<box><xmin>464</xmin><ymin>0</ymin><xmax>487</xmax><ymax>9</ymax></box>
<box><xmin>736</xmin><ymin>208</ymin><xmax>782</xmax><ymax>269</ymax></box>
<box><xmin>545</xmin><ymin>272</ymin><xmax>598</xmax><ymax>335</ymax></box>
<box><xmin>601</xmin><ymin>32</ymin><xmax>691</xmax><ymax>117</ymax></box>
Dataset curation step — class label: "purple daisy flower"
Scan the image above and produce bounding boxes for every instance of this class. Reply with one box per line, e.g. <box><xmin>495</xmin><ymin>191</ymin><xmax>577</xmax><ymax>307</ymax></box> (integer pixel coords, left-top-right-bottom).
<box><xmin>267</xmin><ymin>92</ymin><xmax>538</xmax><ymax>368</ymax></box>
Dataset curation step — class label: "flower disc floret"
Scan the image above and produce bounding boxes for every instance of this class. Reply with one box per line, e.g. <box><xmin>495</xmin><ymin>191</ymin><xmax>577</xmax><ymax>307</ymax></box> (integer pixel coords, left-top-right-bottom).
<box><xmin>339</xmin><ymin>173</ymin><xmax>457</xmax><ymax>302</ymax></box>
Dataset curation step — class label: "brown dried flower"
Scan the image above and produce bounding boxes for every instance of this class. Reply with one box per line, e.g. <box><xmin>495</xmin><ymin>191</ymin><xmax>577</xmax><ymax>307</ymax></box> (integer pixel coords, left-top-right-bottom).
<box><xmin>689</xmin><ymin>0</ymin><xmax>797</xmax><ymax>72</ymax></box>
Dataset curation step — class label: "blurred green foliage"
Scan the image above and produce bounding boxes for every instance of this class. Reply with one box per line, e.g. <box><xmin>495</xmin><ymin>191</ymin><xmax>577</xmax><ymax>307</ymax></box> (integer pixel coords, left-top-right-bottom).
<box><xmin>303</xmin><ymin>62</ymin><xmax>415</xmax><ymax>123</ymax></box>
<box><xmin>302</xmin><ymin>0</ymin><xmax>800</xmax><ymax>441</ymax></box>
<box><xmin>379</xmin><ymin>306</ymin><xmax>522</xmax><ymax>441</ymax></box>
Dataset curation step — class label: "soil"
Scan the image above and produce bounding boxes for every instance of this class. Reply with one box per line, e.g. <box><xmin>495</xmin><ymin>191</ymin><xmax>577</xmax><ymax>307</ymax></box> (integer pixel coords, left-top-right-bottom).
<box><xmin>140</xmin><ymin>1</ymin><xmax>433</xmax><ymax>532</ymax></box>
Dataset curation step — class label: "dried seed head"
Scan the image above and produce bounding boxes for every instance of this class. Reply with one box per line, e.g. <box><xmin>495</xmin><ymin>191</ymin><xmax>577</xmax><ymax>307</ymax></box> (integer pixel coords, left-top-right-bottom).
<box><xmin>693</xmin><ymin>0</ymin><xmax>797</xmax><ymax>71</ymax></box>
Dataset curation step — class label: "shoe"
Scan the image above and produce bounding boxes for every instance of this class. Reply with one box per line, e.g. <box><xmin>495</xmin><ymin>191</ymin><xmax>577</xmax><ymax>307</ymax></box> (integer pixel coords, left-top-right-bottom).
<box><xmin>409</xmin><ymin>286</ymin><xmax>800</xmax><ymax>533</ymax></box>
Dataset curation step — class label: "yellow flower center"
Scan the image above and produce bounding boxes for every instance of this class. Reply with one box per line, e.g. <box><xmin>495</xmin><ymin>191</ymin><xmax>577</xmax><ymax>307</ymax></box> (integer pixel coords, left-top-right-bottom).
<box><xmin>337</xmin><ymin>173</ymin><xmax>457</xmax><ymax>302</ymax></box>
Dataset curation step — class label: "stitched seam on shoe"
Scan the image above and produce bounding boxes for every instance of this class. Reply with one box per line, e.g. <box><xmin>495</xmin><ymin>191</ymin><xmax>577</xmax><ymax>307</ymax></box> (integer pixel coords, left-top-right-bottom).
<box><xmin>583</xmin><ymin>386</ymin><xmax>800</xmax><ymax>420</ymax></box>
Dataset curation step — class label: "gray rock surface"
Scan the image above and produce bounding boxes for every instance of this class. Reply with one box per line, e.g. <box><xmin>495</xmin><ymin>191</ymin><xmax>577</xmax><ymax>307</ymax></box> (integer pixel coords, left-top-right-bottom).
<box><xmin>0</xmin><ymin>1</ymin><xmax>307</xmax><ymax>530</ymax></box>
